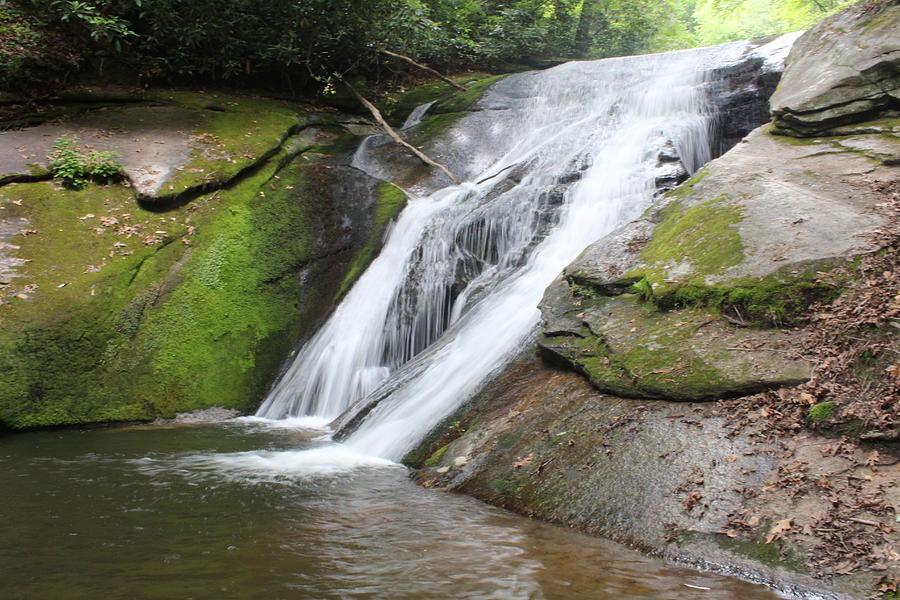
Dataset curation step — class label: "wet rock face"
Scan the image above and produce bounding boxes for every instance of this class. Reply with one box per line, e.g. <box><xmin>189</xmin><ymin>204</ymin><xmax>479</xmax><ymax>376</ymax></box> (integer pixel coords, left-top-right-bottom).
<box><xmin>770</xmin><ymin>2</ymin><xmax>900</xmax><ymax>136</ymax></box>
<box><xmin>708</xmin><ymin>54</ymin><xmax>784</xmax><ymax>154</ymax></box>
<box><xmin>409</xmin><ymin>355</ymin><xmax>894</xmax><ymax>600</ymax></box>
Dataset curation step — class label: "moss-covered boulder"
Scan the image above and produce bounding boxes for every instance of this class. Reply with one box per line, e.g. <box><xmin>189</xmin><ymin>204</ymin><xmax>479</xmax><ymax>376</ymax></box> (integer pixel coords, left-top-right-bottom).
<box><xmin>540</xmin><ymin>295</ymin><xmax>811</xmax><ymax>400</ymax></box>
<box><xmin>538</xmin><ymin>1</ymin><xmax>899</xmax><ymax>404</ymax></box>
<box><xmin>539</xmin><ymin>115</ymin><xmax>896</xmax><ymax>401</ymax></box>
<box><xmin>0</xmin><ymin>93</ymin><xmax>405</xmax><ymax>429</ymax></box>
<box><xmin>0</xmin><ymin>91</ymin><xmax>308</xmax><ymax>201</ymax></box>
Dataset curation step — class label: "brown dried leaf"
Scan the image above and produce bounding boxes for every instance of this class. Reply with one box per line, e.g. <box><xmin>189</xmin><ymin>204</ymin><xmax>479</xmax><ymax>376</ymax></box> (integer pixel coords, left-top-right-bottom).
<box><xmin>765</xmin><ymin>518</ymin><xmax>792</xmax><ymax>544</ymax></box>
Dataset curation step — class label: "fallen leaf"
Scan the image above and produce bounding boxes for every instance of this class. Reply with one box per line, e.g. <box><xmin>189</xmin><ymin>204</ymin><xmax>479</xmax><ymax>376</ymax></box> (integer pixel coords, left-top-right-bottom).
<box><xmin>765</xmin><ymin>518</ymin><xmax>792</xmax><ymax>544</ymax></box>
<box><xmin>885</xmin><ymin>362</ymin><xmax>900</xmax><ymax>379</ymax></box>
<box><xmin>865</xmin><ymin>449</ymin><xmax>881</xmax><ymax>471</ymax></box>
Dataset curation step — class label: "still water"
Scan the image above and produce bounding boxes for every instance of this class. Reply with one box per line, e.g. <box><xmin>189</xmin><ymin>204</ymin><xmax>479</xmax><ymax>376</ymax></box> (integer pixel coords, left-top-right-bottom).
<box><xmin>1</xmin><ymin>420</ymin><xmax>785</xmax><ymax>600</ymax></box>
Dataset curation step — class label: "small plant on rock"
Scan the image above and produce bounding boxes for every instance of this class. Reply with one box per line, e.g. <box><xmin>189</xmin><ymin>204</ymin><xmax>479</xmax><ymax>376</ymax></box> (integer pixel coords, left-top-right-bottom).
<box><xmin>48</xmin><ymin>135</ymin><xmax>123</xmax><ymax>189</ymax></box>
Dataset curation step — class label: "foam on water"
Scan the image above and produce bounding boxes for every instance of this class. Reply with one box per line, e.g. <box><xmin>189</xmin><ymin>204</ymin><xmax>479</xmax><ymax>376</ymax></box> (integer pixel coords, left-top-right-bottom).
<box><xmin>235</xmin><ymin>415</ymin><xmax>334</xmax><ymax>432</ymax></box>
<box><xmin>133</xmin><ymin>446</ymin><xmax>400</xmax><ymax>484</ymax></box>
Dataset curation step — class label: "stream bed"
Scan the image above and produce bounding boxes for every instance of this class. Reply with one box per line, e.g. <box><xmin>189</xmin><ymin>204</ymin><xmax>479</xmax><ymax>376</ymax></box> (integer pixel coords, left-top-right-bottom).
<box><xmin>1</xmin><ymin>420</ymin><xmax>786</xmax><ymax>599</ymax></box>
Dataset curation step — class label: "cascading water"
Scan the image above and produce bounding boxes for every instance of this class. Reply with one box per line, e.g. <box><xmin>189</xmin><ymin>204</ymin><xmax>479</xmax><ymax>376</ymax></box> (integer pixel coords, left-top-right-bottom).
<box><xmin>257</xmin><ymin>37</ymin><xmax>798</xmax><ymax>461</ymax></box>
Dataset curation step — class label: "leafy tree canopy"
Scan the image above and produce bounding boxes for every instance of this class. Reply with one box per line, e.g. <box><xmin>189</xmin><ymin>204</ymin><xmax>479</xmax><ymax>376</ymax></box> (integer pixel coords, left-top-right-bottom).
<box><xmin>0</xmin><ymin>0</ymin><xmax>863</xmax><ymax>93</ymax></box>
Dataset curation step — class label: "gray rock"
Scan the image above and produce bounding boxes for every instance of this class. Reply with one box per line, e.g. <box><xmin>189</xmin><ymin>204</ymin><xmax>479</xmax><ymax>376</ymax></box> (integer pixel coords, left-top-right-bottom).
<box><xmin>0</xmin><ymin>105</ymin><xmax>202</xmax><ymax>196</ymax></box>
<box><xmin>410</xmin><ymin>356</ymin><xmax>875</xmax><ymax>600</ymax></box>
<box><xmin>540</xmin><ymin>294</ymin><xmax>812</xmax><ymax>401</ymax></box>
<box><xmin>538</xmin><ymin>116</ymin><xmax>895</xmax><ymax>403</ymax></box>
<box><xmin>634</xmin><ymin>125</ymin><xmax>891</xmax><ymax>287</ymax></box>
<box><xmin>153</xmin><ymin>406</ymin><xmax>242</xmax><ymax>424</ymax></box>
<box><xmin>770</xmin><ymin>3</ymin><xmax>900</xmax><ymax>136</ymax></box>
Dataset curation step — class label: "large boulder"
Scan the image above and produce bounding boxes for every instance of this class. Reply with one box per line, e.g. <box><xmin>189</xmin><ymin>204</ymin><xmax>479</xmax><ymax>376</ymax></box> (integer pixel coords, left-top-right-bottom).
<box><xmin>770</xmin><ymin>1</ymin><xmax>900</xmax><ymax>136</ymax></box>
<box><xmin>0</xmin><ymin>92</ymin><xmax>408</xmax><ymax>429</ymax></box>
<box><xmin>538</xmin><ymin>119</ymin><xmax>896</xmax><ymax>402</ymax></box>
<box><xmin>409</xmin><ymin>355</ymin><xmax>896</xmax><ymax>600</ymax></box>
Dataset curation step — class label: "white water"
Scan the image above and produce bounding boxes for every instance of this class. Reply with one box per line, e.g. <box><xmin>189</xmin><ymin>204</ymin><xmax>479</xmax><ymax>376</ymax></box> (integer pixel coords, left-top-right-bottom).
<box><xmin>258</xmin><ymin>39</ymin><xmax>795</xmax><ymax>461</ymax></box>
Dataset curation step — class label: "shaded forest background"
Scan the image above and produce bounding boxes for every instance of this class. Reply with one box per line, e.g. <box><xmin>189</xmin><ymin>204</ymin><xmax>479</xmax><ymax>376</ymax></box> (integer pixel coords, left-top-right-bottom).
<box><xmin>1</xmin><ymin>0</ymin><xmax>854</xmax><ymax>96</ymax></box>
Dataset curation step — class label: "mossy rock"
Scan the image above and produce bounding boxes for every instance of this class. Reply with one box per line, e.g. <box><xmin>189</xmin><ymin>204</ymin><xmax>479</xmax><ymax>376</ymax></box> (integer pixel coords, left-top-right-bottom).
<box><xmin>378</xmin><ymin>73</ymin><xmax>496</xmax><ymax>126</ymax></box>
<box><xmin>539</xmin><ymin>295</ymin><xmax>811</xmax><ymax>401</ymax></box>
<box><xmin>0</xmin><ymin>115</ymin><xmax>393</xmax><ymax>429</ymax></box>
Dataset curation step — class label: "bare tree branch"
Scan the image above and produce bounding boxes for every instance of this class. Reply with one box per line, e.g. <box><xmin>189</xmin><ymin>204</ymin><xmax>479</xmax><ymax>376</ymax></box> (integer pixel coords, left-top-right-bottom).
<box><xmin>379</xmin><ymin>49</ymin><xmax>467</xmax><ymax>91</ymax></box>
<box><xmin>342</xmin><ymin>79</ymin><xmax>461</xmax><ymax>185</ymax></box>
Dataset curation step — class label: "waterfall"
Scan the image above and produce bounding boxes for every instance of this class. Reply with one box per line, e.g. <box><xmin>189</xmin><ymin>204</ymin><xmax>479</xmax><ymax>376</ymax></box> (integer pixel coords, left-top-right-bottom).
<box><xmin>257</xmin><ymin>38</ymin><xmax>797</xmax><ymax>461</ymax></box>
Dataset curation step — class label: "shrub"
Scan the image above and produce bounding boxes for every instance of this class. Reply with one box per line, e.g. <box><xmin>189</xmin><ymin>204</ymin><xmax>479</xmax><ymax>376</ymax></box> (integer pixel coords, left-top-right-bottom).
<box><xmin>47</xmin><ymin>135</ymin><xmax>123</xmax><ymax>189</ymax></box>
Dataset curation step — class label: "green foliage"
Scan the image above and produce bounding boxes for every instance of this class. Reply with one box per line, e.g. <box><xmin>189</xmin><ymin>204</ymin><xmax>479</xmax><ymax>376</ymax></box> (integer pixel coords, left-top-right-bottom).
<box><xmin>691</xmin><ymin>0</ymin><xmax>854</xmax><ymax>45</ymax></box>
<box><xmin>3</xmin><ymin>0</ymin><xmax>870</xmax><ymax>94</ymax></box>
<box><xmin>424</xmin><ymin>443</ymin><xmax>451</xmax><ymax>466</ymax></box>
<box><xmin>47</xmin><ymin>135</ymin><xmax>123</xmax><ymax>189</ymax></box>
<box><xmin>45</xmin><ymin>0</ymin><xmax>135</xmax><ymax>47</ymax></box>
<box><xmin>630</xmin><ymin>277</ymin><xmax>653</xmax><ymax>300</ymax></box>
<box><xmin>808</xmin><ymin>401</ymin><xmax>836</xmax><ymax>422</ymax></box>
<box><xmin>0</xmin><ymin>4</ymin><xmax>43</xmax><ymax>82</ymax></box>
<box><xmin>0</xmin><ymin>3</ymin><xmax>77</xmax><ymax>87</ymax></box>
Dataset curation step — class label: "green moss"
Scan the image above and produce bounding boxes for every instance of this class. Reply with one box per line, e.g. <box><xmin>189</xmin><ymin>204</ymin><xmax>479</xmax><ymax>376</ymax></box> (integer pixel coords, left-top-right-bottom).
<box><xmin>712</xmin><ymin>533</ymin><xmax>809</xmax><ymax>574</ymax></box>
<box><xmin>765</xmin><ymin>125</ymin><xmax>834</xmax><ymax>145</ymax></box>
<box><xmin>619</xmin><ymin>183</ymin><xmax>844</xmax><ymax>325</ymax></box>
<box><xmin>637</xmin><ymin>195</ymin><xmax>744</xmax><ymax>282</ymax></box>
<box><xmin>0</xmin><ymin>116</ymin><xmax>372</xmax><ymax>429</ymax></box>
<box><xmin>568</xmin><ymin>308</ymin><xmax>731</xmax><ymax>400</ymax></box>
<box><xmin>410</xmin><ymin>111</ymin><xmax>470</xmax><ymax>147</ymax></box>
<box><xmin>336</xmin><ymin>181</ymin><xmax>407</xmax><ymax>299</ymax></box>
<box><xmin>0</xmin><ymin>180</ymin><xmax>191</xmax><ymax>427</ymax></box>
<box><xmin>663</xmin><ymin>167</ymin><xmax>709</xmax><ymax>199</ymax></box>
<box><xmin>652</xmin><ymin>262</ymin><xmax>844</xmax><ymax>326</ymax></box>
<box><xmin>424</xmin><ymin>443</ymin><xmax>450</xmax><ymax>467</ymax></box>
<box><xmin>431</xmin><ymin>75</ymin><xmax>506</xmax><ymax>114</ymax></box>
<box><xmin>379</xmin><ymin>73</ymin><xmax>493</xmax><ymax>126</ymax></box>
<box><xmin>406</xmin><ymin>75</ymin><xmax>507</xmax><ymax>147</ymax></box>
<box><xmin>489</xmin><ymin>478</ymin><xmax>516</xmax><ymax>493</ymax></box>
<box><xmin>808</xmin><ymin>401</ymin><xmax>836</xmax><ymax>422</ymax></box>
<box><xmin>151</xmin><ymin>91</ymin><xmax>301</xmax><ymax>195</ymax></box>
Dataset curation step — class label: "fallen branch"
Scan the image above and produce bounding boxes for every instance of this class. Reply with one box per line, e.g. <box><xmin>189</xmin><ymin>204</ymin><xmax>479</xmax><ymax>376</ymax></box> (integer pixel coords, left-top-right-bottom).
<box><xmin>342</xmin><ymin>79</ymin><xmax>461</xmax><ymax>185</ymax></box>
<box><xmin>379</xmin><ymin>49</ymin><xmax>467</xmax><ymax>91</ymax></box>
